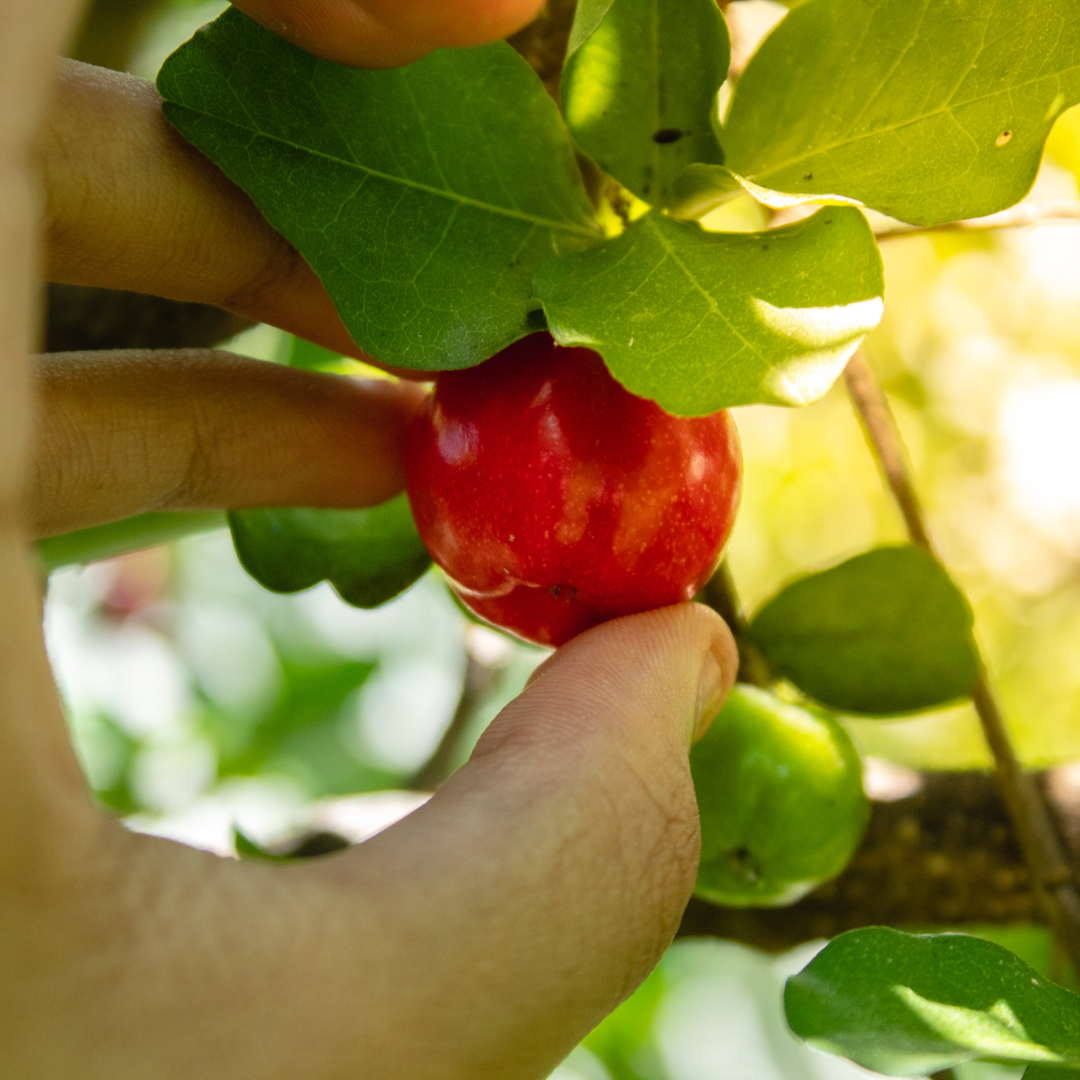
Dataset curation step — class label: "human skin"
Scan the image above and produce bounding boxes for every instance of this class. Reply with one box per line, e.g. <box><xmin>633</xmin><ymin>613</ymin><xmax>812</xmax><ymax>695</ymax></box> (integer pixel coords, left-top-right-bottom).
<box><xmin>0</xmin><ymin>2</ymin><xmax>737</xmax><ymax>1078</ymax></box>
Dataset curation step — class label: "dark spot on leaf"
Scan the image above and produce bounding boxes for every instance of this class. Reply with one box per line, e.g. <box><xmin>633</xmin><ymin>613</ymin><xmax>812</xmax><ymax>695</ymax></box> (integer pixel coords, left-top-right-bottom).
<box><xmin>996</xmin><ymin>130</ymin><xmax>1013</xmax><ymax>147</ymax></box>
<box><xmin>804</xmin><ymin>172</ymin><xmax>814</xmax><ymax>180</ymax></box>
<box><xmin>727</xmin><ymin>846</ymin><xmax>761</xmax><ymax>883</ymax></box>
<box><xmin>652</xmin><ymin>128</ymin><xmax>684</xmax><ymax>144</ymax></box>
<box><xmin>762</xmin><ymin>243</ymin><xmax>770</xmax><ymax>251</ymax></box>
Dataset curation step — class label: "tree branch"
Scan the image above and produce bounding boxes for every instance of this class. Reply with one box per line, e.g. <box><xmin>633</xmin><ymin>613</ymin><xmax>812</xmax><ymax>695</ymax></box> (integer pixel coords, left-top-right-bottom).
<box><xmin>842</xmin><ymin>352</ymin><xmax>1080</xmax><ymax>972</ymax></box>
<box><xmin>678</xmin><ymin>770</ymin><xmax>1045</xmax><ymax>951</ymax></box>
<box><xmin>408</xmin><ymin>649</ymin><xmax>503</xmax><ymax>791</ymax></box>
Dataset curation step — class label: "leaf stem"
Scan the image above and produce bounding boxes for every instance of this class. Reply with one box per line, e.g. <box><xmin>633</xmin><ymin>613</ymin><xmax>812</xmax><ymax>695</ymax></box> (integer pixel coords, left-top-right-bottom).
<box><xmin>875</xmin><ymin>201</ymin><xmax>1080</xmax><ymax>242</ymax></box>
<box><xmin>843</xmin><ymin>351</ymin><xmax>1080</xmax><ymax>972</ymax></box>
<box><xmin>36</xmin><ymin>510</ymin><xmax>227</xmax><ymax>572</ymax></box>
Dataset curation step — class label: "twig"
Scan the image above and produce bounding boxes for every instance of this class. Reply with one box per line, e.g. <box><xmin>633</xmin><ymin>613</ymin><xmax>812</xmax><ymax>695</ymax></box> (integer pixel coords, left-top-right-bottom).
<box><xmin>843</xmin><ymin>351</ymin><xmax>1080</xmax><ymax>972</ymax></box>
<box><xmin>408</xmin><ymin>652</ymin><xmax>501</xmax><ymax>791</ymax></box>
<box><xmin>875</xmin><ymin>201</ymin><xmax>1080</xmax><ymax>241</ymax></box>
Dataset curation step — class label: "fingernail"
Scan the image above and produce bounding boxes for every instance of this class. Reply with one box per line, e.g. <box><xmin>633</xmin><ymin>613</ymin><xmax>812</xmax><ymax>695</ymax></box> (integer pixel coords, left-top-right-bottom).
<box><xmin>694</xmin><ymin>651</ymin><xmax>728</xmax><ymax>743</ymax></box>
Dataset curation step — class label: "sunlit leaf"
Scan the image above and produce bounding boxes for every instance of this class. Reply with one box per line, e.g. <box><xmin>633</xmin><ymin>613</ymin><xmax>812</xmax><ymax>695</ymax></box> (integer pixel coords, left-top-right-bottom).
<box><xmin>567</xmin><ymin>0</ymin><xmax>617</xmax><ymax>55</ymax></box>
<box><xmin>535</xmin><ymin>207</ymin><xmax>883</xmax><ymax>415</ymax></box>
<box><xmin>749</xmin><ymin>545</ymin><xmax>980</xmax><ymax>715</ymax></box>
<box><xmin>157</xmin><ymin>7</ymin><xmax>597</xmax><ymax>371</ymax></box>
<box><xmin>228</xmin><ymin>496</ymin><xmax>431</xmax><ymax>610</ymax></box>
<box><xmin>233</xmin><ymin>827</ymin><xmax>288</xmax><ymax>861</ymax></box>
<box><xmin>669</xmin><ymin>162</ymin><xmax>862</xmax><ymax>221</ymax></box>
<box><xmin>723</xmin><ymin>0</ymin><xmax>1080</xmax><ymax>225</ymax></box>
<box><xmin>562</xmin><ymin>0</ymin><xmax>728</xmax><ymax>206</ymax></box>
<box><xmin>786</xmin><ymin>928</ymin><xmax>1080</xmax><ymax>1076</ymax></box>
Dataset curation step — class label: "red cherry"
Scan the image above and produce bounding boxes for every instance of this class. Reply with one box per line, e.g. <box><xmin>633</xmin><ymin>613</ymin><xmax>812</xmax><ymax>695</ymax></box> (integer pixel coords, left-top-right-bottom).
<box><xmin>404</xmin><ymin>333</ymin><xmax>742</xmax><ymax>647</ymax></box>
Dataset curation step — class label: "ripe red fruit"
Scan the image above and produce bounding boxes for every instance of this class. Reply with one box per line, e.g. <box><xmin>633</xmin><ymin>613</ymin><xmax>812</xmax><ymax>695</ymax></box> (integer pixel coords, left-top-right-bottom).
<box><xmin>404</xmin><ymin>334</ymin><xmax>742</xmax><ymax>647</ymax></box>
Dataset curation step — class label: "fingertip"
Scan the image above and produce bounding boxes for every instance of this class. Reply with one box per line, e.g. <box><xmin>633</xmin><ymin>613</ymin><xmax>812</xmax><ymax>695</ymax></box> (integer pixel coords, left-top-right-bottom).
<box><xmin>693</xmin><ymin>607</ymin><xmax>739</xmax><ymax>742</ymax></box>
<box><xmin>232</xmin><ymin>0</ymin><xmax>434</xmax><ymax>68</ymax></box>
<box><xmin>490</xmin><ymin>602</ymin><xmax>739</xmax><ymax>764</ymax></box>
<box><xmin>232</xmin><ymin>0</ymin><xmax>549</xmax><ymax>67</ymax></box>
<box><xmin>362</xmin><ymin>0</ymin><xmax>548</xmax><ymax>49</ymax></box>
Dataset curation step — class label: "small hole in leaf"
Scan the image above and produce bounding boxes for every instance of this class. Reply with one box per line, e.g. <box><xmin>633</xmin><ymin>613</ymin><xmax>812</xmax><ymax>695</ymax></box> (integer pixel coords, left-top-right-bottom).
<box><xmin>996</xmin><ymin>130</ymin><xmax>1013</xmax><ymax>147</ymax></box>
<box><xmin>652</xmin><ymin>128</ymin><xmax>684</xmax><ymax>144</ymax></box>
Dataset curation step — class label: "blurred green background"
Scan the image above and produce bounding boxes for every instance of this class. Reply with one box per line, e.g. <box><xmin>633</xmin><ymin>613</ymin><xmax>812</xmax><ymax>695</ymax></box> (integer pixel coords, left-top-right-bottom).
<box><xmin>49</xmin><ymin>1</ymin><xmax>1080</xmax><ymax>1076</ymax></box>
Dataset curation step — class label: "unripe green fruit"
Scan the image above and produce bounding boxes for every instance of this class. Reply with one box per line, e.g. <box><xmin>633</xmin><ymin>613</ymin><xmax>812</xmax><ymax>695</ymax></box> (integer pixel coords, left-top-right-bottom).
<box><xmin>691</xmin><ymin>684</ymin><xmax>868</xmax><ymax>908</ymax></box>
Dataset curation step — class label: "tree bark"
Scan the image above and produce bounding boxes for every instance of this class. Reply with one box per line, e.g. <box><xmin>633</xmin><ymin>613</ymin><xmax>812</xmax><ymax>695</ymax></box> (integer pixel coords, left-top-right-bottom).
<box><xmin>507</xmin><ymin>0</ymin><xmax>578</xmax><ymax>99</ymax></box>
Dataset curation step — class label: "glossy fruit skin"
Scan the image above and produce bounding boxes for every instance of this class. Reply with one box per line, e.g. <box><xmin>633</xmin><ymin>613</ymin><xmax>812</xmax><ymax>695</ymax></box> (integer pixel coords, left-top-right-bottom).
<box><xmin>691</xmin><ymin>684</ymin><xmax>868</xmax><ymax>908</ymax></box>
<box><xmin>404</xmin><ymin>333</ymin><xmax>741</xmax><ymax>647</ymax></box>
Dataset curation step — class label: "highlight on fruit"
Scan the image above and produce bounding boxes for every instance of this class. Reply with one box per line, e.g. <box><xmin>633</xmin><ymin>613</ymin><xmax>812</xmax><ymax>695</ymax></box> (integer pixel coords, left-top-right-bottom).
<box><xmin>405</xmin><ymin>332</ymin><xmax>742</xmax><ymax>647</ymax></box>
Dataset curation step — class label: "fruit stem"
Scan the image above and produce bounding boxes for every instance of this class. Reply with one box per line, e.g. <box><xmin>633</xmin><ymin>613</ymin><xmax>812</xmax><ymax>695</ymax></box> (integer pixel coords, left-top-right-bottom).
<box><xmin>699</xmin><ymin>560</ymin><xmax>772</xmax><ymax>688</ymax></box>
<box><xmin>843</xmin><ymin>350</ymin><xmax>1080</xmax><ymax>974</ymax></box>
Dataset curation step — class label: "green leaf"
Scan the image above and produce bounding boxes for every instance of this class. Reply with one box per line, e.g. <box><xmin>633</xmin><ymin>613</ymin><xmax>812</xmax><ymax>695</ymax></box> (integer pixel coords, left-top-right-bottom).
<box><xmin>669</xmin><ymin>162</ymin><xmax>863</xmax><ymax>221</ymax></box>
<box><xmin>567</xmin><ymin>0</ymin><xmax>617</xmax><ymax>56</ymax></box>
<box><xmin>785</xmin><ymin>928</ymin><xmax>1080</xmax><ymax>1076</ymax></box>
<box><xmin>1026</xmin><ymin>1069</ymin><xmax>1080</xmax><ymax>1079</ymax></box>
<box><xmin>157</xmin><ymin>8</ymin><xmax>597</xmax><ymax>371</ymax></box>
<box><xmin>228</xmin><ymin>495</ymin><xmax>431</xmax><ymax>609</ymax></box>
<box><xmin>723</xmin><ymin>0</ymin><xmax>1080</xmax><ymax>226</ymax></box>
<box><xmin>233</xmin><ymin>827</ymin><xmax>290</xmax><ymax>861</ymax></box>
<box><xmin>749</xmin><ymin>545</ymin><xmax>980</xmax><ymax>715</ymax></box>
<box><xmin>535</xmin><ymin>207</ymin><xmax>883</xmax><ymax>415</ymax></box>
<box><xmin>561</xmin><ymin>0</ymin><xmax>729</xmax><ymax>206</ymax></box>
<box><xmin>285</xmin><ymin>336</ymin><xmax>343</xmax><ymax>372</ymax></box>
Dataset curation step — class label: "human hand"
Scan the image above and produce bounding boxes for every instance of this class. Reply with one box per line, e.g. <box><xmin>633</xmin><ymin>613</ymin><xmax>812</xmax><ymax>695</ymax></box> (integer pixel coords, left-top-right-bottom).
<box><xmin>231</xmin><ymin>0</ymin><xmax>548</xmax><ymax>67</ymax></box>
<box><xmin>3</xmin><ymin>2</ymin><xmax>737</xmax><ymax>1077</ymax></box>
<box><xmin>41</xmin><ymin>0</ymin><xmax>546</xmax><ymax>366</ymax></box>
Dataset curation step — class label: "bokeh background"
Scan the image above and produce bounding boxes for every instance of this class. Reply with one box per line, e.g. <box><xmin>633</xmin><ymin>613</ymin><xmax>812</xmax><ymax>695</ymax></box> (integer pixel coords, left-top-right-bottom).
<box><xmin>45</xmin><ymin>0</ymin><xmax>1080</xmax><ymax>1076</ymax></box>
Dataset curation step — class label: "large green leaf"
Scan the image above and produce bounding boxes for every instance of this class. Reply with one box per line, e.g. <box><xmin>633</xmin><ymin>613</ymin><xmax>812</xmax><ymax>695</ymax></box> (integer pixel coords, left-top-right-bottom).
<box><xmin>1026</xmin><ymin>1069</ymin><xmax>1080</xmax><ymax>1079</ymax></box>
<box><xmin>561</xmin><ymin>0</ymin><xmax>728</xmax><ymax>206</ymax></box>
<box><xmin>535</xmin><ymin>206</ymin><xmax>883</xmax><ymax>415</ymax></box>
<box><xmin>749</xmin><ymin>545</ymin><xmax>980</xmax><ymax>715</ymax></box>
<box><xmin>723</xmin><ymin>0</ymin><xmax>1080</xmax><ymax>226</ymax></box>
<box><xmin>785</xmin><ymin>928</ymin><xmax>1080</xmax><ymax>1076</ymax></box>
<box><xmin>157</xmin><ymin>7</ymin><xmax>597</xmax><ymax>371</ymax></box>
<box><xmin>228</xmin><ymin>495</ymin><xmax>431</xmax><ymax>609</ymax></box>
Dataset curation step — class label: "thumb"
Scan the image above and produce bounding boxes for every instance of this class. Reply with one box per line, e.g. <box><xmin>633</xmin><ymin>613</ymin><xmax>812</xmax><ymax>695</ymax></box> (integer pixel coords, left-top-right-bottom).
<box><xmin>338</xmin><ymin>602</ymin><xmax>737</xmax><ymax>1078</ymax></box>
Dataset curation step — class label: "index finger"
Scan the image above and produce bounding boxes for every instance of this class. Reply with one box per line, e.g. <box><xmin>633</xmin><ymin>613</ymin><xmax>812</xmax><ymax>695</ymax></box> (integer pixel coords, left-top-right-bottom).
<box><xmin>232</xmin><ymin>0</ymin><xmax>547</xmax><ymax>68</ymax></box>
